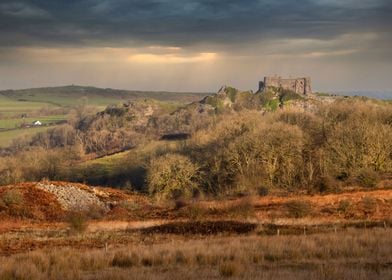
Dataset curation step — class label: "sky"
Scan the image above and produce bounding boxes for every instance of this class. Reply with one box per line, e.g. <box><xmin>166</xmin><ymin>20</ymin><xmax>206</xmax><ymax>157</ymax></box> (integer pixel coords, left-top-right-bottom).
<box><xmin>0</xmin><ymin>0</ymin><xmax>391</xmax><ymax>93</ymax></box>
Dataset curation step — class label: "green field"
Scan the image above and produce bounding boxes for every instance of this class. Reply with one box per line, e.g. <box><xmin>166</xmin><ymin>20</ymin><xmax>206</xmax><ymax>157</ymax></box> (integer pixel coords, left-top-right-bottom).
<box><xmin>0</xmin><ymin>115</ymin><xmax>67</xmax><ymax>130</ymax></box>
<box><xmin>0</xmin><ymin>95</ymin><xmax>58</xmax><ymax>117</ymax></box>
<box><xmin>0</xmin><ymin>85</ymin><xmax>207</xmax><ymax>148</ymax></box>
<box><xmin>0</xmin><ymin>85</ymin><xmax>208</xmax><ymax>108</ymax></box>
<box><xmin>0</xmin><ymin>126</ymin><xmax>54</xmax><ymax>147</ymax></box>
<box><xmin>6</xmin><ymin>93</ymin><xmax>123</xmax><ymax>107</ymax></box>
<box><xmin>74</xmin><ymin>140</ymin><xmax>182</xmax><ymax>187</ymax></box>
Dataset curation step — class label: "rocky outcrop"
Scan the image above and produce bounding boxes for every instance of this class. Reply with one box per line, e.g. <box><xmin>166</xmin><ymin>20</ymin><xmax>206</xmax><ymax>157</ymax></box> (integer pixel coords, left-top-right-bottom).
<box><xmin>36</xmin><ymin>182</ymin><xmax>106</xmax><ymax>211</ymax></box>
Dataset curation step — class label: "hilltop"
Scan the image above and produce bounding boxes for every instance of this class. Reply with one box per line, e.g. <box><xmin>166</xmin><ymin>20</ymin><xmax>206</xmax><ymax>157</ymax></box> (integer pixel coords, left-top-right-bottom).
<box><xmin>0</xmin><ymin>85</ymin><xmax>209</xmax><ymax>107</ymax></box>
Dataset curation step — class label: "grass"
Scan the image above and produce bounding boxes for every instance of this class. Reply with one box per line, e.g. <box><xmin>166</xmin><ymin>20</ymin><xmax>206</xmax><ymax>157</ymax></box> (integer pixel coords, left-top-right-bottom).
<box><xmin>286</xmin><ymin>200</ymin><xmax>312</xmax><ymax>218</ymax></box>
<box><xmin>0</xmin><ymin>95</ymin><xmax>57</xmax><ymax>117</ymax></box>
<box><xmin>0</xmin><ymin>126</ymin><xmax>53</xmax><ymax>147</ymax></box>
<box><xmin>0</xmin><ymin>228</ymin><xmax>390</xmax><ymax>279</ymax></box>
<box><xmin>74</xmin><ymin>140</ymin><xmax>181</xmax><ymax>187</ymax></box>
<box><xmin>82</xmin><ymin>150</ymin><xmax>131</xmax><ymax>167</ymax></box>
<box><xmin>0</xmin><ymin>85</ymin><xmax>204</xmax><ymax>148</ymax></box>
<box><xmin>0</xmin><ymin>85</ymin><xmax>208</xmax><ymax>108</ymax></box>
<box><xmin>0</xmin><ymin>115</ymin><xmax>67</xmax><ymax>130</ymax></box>
<box><xmin>66</xmin><ymin>212</ymin><xmax>89</xmax><ymax>235</ymax></box>
<box><xmin>73</xmin><ymin>150</ymin><xmax>133</xmax><ymax>186</ymax></box>
<box><xmin>14</xmin><ymin>93</ymin><xmax>121</xmax><ymax>107</ymax></box>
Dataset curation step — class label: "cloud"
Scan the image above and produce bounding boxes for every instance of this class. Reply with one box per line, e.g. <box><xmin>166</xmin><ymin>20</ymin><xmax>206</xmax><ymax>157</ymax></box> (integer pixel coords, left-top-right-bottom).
<box><xmin>0</xmin><ymin>46</ymin><xmax>217</xmax><ymax>65</ymax></box>
<box><xmin>0</xmin><ymin>2</ymin><xmax>48</xmax><ymax>18</ymax></box>
<box><xmin>128</xmin><ymin>52</ymin><xmax>217</xmax><ymax>64</ymax></box>
<box><xmin>0</xmin><ymin>1</ymin><xmax>391</xmax><ymax>92</ymax></box>
<box><xmin>0</xmin><ymin>0</ymin><xmax>390</xmax><ymax>49</ymax></box>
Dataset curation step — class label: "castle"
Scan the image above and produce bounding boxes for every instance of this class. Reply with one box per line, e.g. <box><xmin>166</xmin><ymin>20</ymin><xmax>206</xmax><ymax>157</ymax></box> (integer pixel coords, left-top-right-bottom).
<box><xmin>259</xmin><ymin>76</ymin><xmax>312</xmax><ymax>95</ymax></box>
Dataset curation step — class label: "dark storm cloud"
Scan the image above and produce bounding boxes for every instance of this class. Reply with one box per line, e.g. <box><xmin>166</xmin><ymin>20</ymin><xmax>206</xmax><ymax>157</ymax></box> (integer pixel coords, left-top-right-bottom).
<box><xmin>0</xmin><ymin>0</ymin><xmax>391</xmax><ymax>48</ymax></box>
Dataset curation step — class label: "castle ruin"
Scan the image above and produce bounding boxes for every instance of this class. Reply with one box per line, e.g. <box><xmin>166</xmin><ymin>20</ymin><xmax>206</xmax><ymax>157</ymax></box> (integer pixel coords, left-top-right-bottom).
<box><xmin>259</xmin><ymin>76</ymin><xmax>312</xmax><ymax>95</ymax></box>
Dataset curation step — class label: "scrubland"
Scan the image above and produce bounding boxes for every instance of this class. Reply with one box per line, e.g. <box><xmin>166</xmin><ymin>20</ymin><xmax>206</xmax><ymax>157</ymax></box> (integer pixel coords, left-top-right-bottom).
<box><xmin>0</xmin><ymin>228</ymin><xmax>391</xmax><ymax>279</ymax></box>
<box><xmin>0</xmin><ymin>88</ymin><xmax>391</xmax><ymax>279</ymax></box>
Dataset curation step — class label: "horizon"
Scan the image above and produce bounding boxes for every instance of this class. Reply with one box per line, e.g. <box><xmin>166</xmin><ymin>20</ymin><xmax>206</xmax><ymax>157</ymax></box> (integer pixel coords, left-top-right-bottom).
<box><xmin>2</xmin><ymin>83</ymin><xmax>392</xmax><ymax>100</ymax></box>
<box><xmin>0</xmin><ymin>1</ymin><xmax>392</xmax><ymax>96</ymax></box>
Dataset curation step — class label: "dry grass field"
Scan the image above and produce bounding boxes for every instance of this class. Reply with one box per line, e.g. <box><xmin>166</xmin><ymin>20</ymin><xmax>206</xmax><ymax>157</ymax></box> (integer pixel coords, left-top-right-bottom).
<box><xmin>0</xmin><ymin>228</ymin><xmax>391</xmax><ymax>279</ymax></box>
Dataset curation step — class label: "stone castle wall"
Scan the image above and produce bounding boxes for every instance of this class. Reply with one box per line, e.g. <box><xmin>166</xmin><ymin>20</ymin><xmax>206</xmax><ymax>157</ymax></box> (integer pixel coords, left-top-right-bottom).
<box><xmin>259</xmin><ymin>76</ymin><xmax>312</xmax><ymax>95</ymax></box>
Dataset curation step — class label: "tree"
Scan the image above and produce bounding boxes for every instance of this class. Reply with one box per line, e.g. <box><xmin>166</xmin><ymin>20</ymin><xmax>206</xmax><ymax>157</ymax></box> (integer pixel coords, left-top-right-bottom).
<box><xmin>147</xmin><ymin>154</ymin><xmax>201</xmax><ymax>202</ymax></box>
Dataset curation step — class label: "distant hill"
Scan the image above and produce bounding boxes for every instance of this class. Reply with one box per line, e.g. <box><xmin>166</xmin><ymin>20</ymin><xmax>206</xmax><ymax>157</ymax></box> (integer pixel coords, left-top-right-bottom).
<box><xmin>0</xmin><ymin>85</ymin><xmax>210</xmax><ymax>107</ymax></box>
<box><xmin>331</xmin><ymin>91</ymin><xmax>392</xmax><ymax>100</ymax></box>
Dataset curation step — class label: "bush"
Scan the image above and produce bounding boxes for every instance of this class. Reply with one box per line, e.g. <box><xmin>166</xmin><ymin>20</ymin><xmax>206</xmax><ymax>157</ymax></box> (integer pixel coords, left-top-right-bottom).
<box><xmin>185</xmin><ymin>204</ymin><xmax>206</xmax><ymax>220</ymax></box>
<box><xmin>85</xmin><ymin>204</ymin><xmax>107</xmax><ymax>220</ymax></box>
<box><xmin>337</xmin><ymin>200</ymin><xmax>352</xmax><ymax>214</ymax></box>
<box><xmin>0</xmin><ymin>199</ymin><xmax>6</xmax><ymax>211</ymax></box>
<box><xmin>219</xmin><ymin>261</ymin><xmax>241</xmax><ymax>277</ymax></box>
<box><xmin>111</xmin><ymin>252</ymin><xmax>138</xmax><ymax>268</ymax></box>
<box><xmin>362</xmin><ymin>196</ymin><xmax>378</xmax><ymax>214</ymax></box>
<box><xmin>197</xmin><ymin>119</ymin><xmax>305</xmax><ymax>195</ymax></box>
<box><xmin>119</xmin><ymin>200</ymin><xmax>140</xmax><ymax>212</ymax></box>
<box><xmin>141</xmin><ymin>256</ymin><xmax>154</xmax><ymax>267</ymax></box>
<box><xmin>226</xmin><ymin>199</ymin><xmax>255</xmax><ymax>218</ymax></box>
<box><xmin>324</xmin><ymin>116</ymin><xmax>392</xmax><ymax>177</ymax></box>
<box><xmin>147</xmin><ymin>154</ymin><xmax>202</xmax><ymax>202</ymax></box>
<box><xmin>357</xmin><ymin>169</ymin><xmax>380</xmax><ymax>188</ymax></box>
<box><xmin>257</xmin><ymin>186</ymin><xmax>269</xmax><ymax>196</ymax></box>
<box><xmin>286</xmin><ymin>200</ymin><xmax>312</xmax><ymax>218</ymax></box>
<box><xmin>1</xmin><ymin>189</ymin><xmax>24</xmax><ymax>207</ymax></box>
<box><xmin>318</xmin><ymin>176</ymin><xmax>340</xmax><ymax>193</ymax></box>
<box><xmin>67</xmin><ymin>212</ymin><xmax>88</xmax><ymax>234</ymax></box>
<box><xmin>173</xmin><ymin>250</ymin><xmax>187</xmax><ymax>264</ymax></box>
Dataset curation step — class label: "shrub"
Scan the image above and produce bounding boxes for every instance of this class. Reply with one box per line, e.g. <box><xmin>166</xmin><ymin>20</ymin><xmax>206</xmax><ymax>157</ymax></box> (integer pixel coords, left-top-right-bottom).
<box><xmin>147</xmin><ymin>154</ymin><xmax>201</xmax><ymax>202</ymax></box>
<box><xmin>67</xmin><ymin>212</ymin><xmax>88</xmax><ymax>234</ymax></box>
<box><xmin>286</xmin><ymin>200</ymin><xmax>312</xmax><ymax>218</ymax></box>
<box><xmin>280</xmin><ymin>89</ymin><xmax>303</xmax><ymax>102</ymax></box>
<box><xmin>119</xmin><ymin>200</ymin><xmax>140</xmax><ymax>212</ymax></box>
<box><xmin>86</xmin><ymin>204</ymin><xmax>107</xmax><ymax>220</ymax></box>
<box><xmin>362</xmin><ymin>196</ymin><xmax>378</xmax><ymax>214</ymax></box>
<box><xmin>173</xmin><ymin>250</ymin><xmax>187</xmax><ymax>264</ymax></box>
<box><xmin>0</xmin><ymin>199</ymin><xmax>6</xmax><ymax>211</ymax></box>
<box><xmin>174</xmin><ymin>198</ymin><xmax>188</xmax><ymax>209</ymax></box>
<box><xmin>184</xmin><ymin>204</ymin><xmax>205</xmax><ymax>220</ymax></box>
<box><xmin>337</xmin><ymin>200</ymin><xmax>352</xmax><ymax>214</ymax></box>
<box><xmin>324</xmin><ymin>116</ymin><xmax>392</xmax><ymax>177</ymax></box>
<box><xmin>226</xmin><ymin>199</ymin><xmax>255</xmax><ymax>218</ymax></box>
<box><xmin>318</xmin><ymin>176</ymin><xmax>340</xmax><ymax>193</ymax></box>
<box><xmin>111</xmin><ymin>252</ymin><xmax>138</xmax><ymax>268</ymax></box>
<box><xmin>199</xmin><ymin>120</ymin><xmax>305</xmax><ymax>194</ymax></box>
<box><xmin>226</xmin><ymin>87</ymin><xmax>238</xmax><ymax>103</ymax></box>
<box><xmin>141</xmin><ymin>256</ymin><xmax>154</xmax><ymax>267</ymax></box>
<box><xmin>1</xmin><ymin>189</ymin><xmax>24</xmax><ymax>207</ymax></box>
<box><xmin>357</xmin><ymin>169</ymin><xmax>380</xmax><ymax>188</ymax></box>
<box><xmin>219</xmin><ymin>261</ymin><xmax>240</xmax><ymax>277</ymax></box>
<box><xmin>257</xmin><ymin>186</ymin><xmax>269</xmax><ymax>196</ymax></box>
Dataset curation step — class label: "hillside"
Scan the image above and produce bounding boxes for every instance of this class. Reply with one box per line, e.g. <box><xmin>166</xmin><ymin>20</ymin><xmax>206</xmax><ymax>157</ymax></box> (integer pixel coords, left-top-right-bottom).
<box><xmin>0</xmin><ymin>87</ymin><xmax>391</xmax><ymax>280</ymax></box>
<box><xmin>0</xmin><ymin>85</ymin><xmax>209</xmax><ymax>107</ymax></box>
<box><xmin>0</xmin><ymin>85</ymin><xmax>209</xmax><ymax>147</ymax></box>
<box><xmin>1</xmin><ymin>84</ymin><xmax>391</xmax><ymax>191</ymax></box>
<box><xmin>0</xmin><ymin>180</ymin><xmax>391</xmax><ymax>225</ymax></box>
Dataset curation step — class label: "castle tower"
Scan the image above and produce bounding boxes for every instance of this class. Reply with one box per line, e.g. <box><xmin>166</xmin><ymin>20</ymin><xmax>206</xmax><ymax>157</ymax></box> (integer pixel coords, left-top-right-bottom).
<box><xmin>259</xmin><ymin>76</ymin><xmax>312</xmax><ymax>95</ymax></box>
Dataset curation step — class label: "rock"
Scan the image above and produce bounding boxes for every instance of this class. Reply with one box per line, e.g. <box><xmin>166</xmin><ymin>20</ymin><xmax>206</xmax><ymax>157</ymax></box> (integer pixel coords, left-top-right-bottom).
<box><xmin>36</xmin><ymin>183</ymin><xmax>107</xmax><ymax>211</ymax></box>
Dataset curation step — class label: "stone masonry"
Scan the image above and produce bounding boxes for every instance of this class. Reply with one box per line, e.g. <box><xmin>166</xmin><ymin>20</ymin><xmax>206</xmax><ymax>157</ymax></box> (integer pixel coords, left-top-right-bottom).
<box><xmin>259</xmin><ymin>76</ymin><xmax>312</xmax><ymax>95</ymax></box>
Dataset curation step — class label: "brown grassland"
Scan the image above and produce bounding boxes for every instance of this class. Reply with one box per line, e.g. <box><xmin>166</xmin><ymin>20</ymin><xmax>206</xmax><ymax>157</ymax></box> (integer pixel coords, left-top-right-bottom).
<box><xmin>0</xmin><ymin>183</ymin><xmax>391</xmax><ymax>279</ymax></box>
<box><xmin>0</xmin><ymin>228</ymin><xmax>391</xmax><ymax>279</ymax></box>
